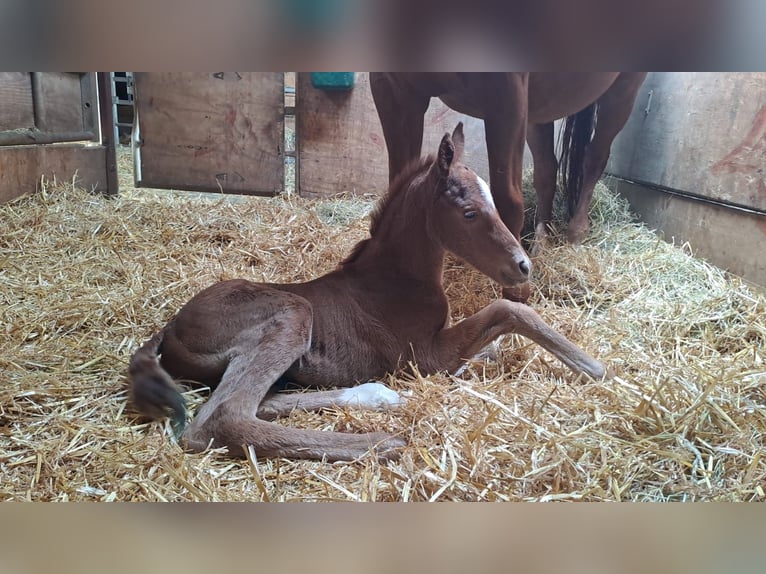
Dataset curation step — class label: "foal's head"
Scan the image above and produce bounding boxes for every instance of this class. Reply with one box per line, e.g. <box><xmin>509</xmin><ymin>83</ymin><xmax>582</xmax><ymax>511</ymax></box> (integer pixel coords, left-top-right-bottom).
<box><xmin>427</xmin><ymin>123</ymin><xmax>531</xmax><ymax>287</ymax></box>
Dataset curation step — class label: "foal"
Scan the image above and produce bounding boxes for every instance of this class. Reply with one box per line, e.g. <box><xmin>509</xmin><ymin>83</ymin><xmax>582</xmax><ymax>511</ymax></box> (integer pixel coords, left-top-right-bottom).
<box><xmin>129</xmin><ymin>123</ymin><xmax>605</xmax><ymax>462</ymax></box>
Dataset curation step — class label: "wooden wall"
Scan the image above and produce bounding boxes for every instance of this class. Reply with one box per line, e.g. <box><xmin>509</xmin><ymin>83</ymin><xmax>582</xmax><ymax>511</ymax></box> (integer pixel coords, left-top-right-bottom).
<box><xmin>609</xmin><ymin>72</ymin><xmax>766</xmax><ymax>212</ymax></box>
<box><xmin>133</xmin><ymin>73</ymin><xmax>284</xmax><ymax>195</ymax></box>
<box><xmin>607</xmin><ymin>72</ymin><xmax>766</xmax><ymax>286</ymax></box>
<box><xmin>297</xmin><ymin>72</ymin><xmax>490</xmax><ymax>198</ymax></box>
<box><xmin>0</xmin><ymin>146</ymin><xmax>108</xmax><ymax>204</ymax></box>
<box><xmin>0</xmin><ymin>72</ymin><xmax>35</xmax><ymax>131</ymax></box>
<box><xmin>0</xmin><ymin>72</ymin><xmax>112</xmax><ymax>204</ymax></box>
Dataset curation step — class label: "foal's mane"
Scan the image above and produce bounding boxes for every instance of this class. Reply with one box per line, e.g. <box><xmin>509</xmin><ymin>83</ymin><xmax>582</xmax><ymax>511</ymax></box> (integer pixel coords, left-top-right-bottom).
<box><xmin>340</xmin><ymin>155</ymin><xmax>434</xmax><ymax>267</ymax></box>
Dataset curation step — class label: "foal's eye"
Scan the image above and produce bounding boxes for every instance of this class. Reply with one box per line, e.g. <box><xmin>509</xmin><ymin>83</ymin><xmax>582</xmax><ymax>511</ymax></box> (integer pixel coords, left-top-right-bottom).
<box><xmin>464</xmin><ymin>210</ymin><xmax>477</xmax><ymax>220</ymax></box>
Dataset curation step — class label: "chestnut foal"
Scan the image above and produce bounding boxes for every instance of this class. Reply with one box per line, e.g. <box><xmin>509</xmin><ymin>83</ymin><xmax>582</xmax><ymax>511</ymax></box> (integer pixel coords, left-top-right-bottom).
<box><xmin>129</xmin><ymin>124</ymin><xmax>605</xmax><ymax>462</ymax></box>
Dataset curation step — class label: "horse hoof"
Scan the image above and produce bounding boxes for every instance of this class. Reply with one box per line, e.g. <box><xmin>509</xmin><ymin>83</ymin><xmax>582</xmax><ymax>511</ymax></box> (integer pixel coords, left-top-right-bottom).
<box><xmin>566</xmin><ymin>224</ymin><xmax>589</xmax><ymax>245</ymax></box>
<box><xmin>530</xmin><ymin>223</ymin><xmax>552</xmax><ymax>256</ymax></box>
<box><xmin>503</xmin><ymin>282</ymin><xmax>531</xmax><ymax>304</ymax></box>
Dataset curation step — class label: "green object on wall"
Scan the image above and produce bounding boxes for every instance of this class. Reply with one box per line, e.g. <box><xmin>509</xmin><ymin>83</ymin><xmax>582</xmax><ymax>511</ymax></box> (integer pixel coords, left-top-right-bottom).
<box><xmin>310</xmin><ymin>73</ymin><xmax>355</xmax><ymax>90</ymax></box>
<box><xmin>282</xmin><ymin>0</ymin><xmax>348</xmax><ymax>30</ymax></box>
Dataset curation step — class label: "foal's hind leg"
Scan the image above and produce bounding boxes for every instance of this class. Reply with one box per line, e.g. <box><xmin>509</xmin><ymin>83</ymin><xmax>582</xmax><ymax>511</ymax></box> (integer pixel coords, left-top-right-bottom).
<box><xmin>257</xmin><ymin>382</ymin><xmax>406</xmax><ymax>421</ymax></box>
<box><xmin>433</xmin><ymin>300</ymin><xmax>606</xmax><ymax>380</ymax></box>
<box><xmin>567</xmin><ymin>72</ymin><xmax>647</xmax><ymax>244</ymax></box>
<box><xmin>183</xmin><ymin>298</ymin><xmax>404</xmax><ymax>462</ymax></box>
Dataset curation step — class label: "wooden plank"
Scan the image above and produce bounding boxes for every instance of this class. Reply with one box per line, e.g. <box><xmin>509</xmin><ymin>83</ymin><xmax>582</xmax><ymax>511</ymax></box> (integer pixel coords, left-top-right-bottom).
<box><xmin>611</xmin><ymin>178</ymin><xmax>766</xmax><ymax>287</ymax></box>
<box><xmin>32</xmin><ymin>72</ymin><xmax>87</xmax><ymax>133</ymax></box>
<box><xmin>0</xmin><ymin>145</ymin><xmax>108</xmax><ymax>204</ymax></box>
<box><xmin>79</xmin><ymin>73</ymin><xmax>99</xmax><ymax>134</ymax></box>
<box><xmin>297</xmin><ymin>72</ymin><xmax>489</xmax><ymax>199</ymax></box>
<box><xmin>134</xmin><ymin>72</ymin><xmax>284</xmax><ymax>195</ymax></box>
<box><xmin>0</xmin><ymin>72</ymin><xmax>34</xmax><ymax>131</ymax></box>
<box><xmin>608</xmin><ymin>72</ymin><xmax>766</xmax><ymax>213</ymax></box>
<box><xmin>0</xmin><ymin>130</ymin><xmax>95</xmax><ymax>146</ymax></box>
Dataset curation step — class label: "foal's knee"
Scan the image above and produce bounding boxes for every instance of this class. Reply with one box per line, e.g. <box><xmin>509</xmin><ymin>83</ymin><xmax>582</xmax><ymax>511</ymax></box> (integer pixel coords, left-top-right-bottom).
<box><xmin>492</xmin><ymin>298</ymin><xmax>540</xmax><ymax>327</ymax></box>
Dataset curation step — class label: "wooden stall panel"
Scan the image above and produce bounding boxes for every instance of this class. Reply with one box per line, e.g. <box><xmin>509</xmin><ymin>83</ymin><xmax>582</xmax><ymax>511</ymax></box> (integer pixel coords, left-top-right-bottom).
<box><xmin>298</xmin><ymin>72</ymin><xmax>490</xmax><ymax>198</ymax></box>
<box><xmin>0</xmin><ymin>145</ymin><xmax>108</xmax><ymax>204</ymax></box>
<box><xmin>612</xmin><ymin>179</ymin><xmax>766</xmax><ymax>287</ymax></box>
<box><xmin>33</xmin><ymin>72</ymin><xmax>91</xmax><ymax>133</ymax></box>
<box><xmin>608</xmin><ymin>72</ymin><xmax>766</xmax><ymax>213</ymax></box>
<box><xmin>0</xmin><ymin>72</ymin><xmax>113</xmax><ymax>204</ymax></box>
<box><xmin>134</xmin><ymin>72</ymin><xmax>284</xmax><ymax>195</ymax></box>
<box><xmin>0</xmin><ymin>72</ymin><xmax>34</xmax><ymax>131</ymax></box>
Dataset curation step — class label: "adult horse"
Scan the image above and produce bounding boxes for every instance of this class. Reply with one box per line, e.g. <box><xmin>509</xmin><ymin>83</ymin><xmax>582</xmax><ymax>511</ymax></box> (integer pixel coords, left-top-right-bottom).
<box><xmin>129</xmin><ymin>124</ymin><xmax>605</xmax><ymax>462</ymax></box>
<box><xmin>370</xmin><ymin>73</ymin><xmax>647</xmax><ymax>298</ymax></box>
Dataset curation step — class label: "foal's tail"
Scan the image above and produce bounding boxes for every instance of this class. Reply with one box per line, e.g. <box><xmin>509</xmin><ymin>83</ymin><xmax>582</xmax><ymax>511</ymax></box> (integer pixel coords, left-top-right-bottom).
<box><xmin>128</xmin><ymin>325</ymin><xmax>186</xmax><ymax>438</ymax></box>
<box><xmin>559</xmin><ymin>102</ymin><xmax>597</xmax><ymax>217</ymax></box>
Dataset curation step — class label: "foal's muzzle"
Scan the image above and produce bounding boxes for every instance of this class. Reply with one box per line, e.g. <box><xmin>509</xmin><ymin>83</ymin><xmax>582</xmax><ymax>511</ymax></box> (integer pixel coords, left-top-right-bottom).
<box><xmin>518</xmin><ymin>257</ymin><xmax>531</xmax><ymax>277</ymax></box>
<box><xmin>499</xmin><ymin>253</ymin><xmax>531</xmax><ymax>286</ymax></box>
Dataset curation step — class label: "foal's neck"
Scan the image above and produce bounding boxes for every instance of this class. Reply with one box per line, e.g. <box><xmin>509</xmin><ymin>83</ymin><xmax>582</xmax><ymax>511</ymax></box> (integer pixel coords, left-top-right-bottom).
<box><xmin>347</xmin><ymin>181</ymin><xmax>444</xmax><ymax>287</ymax></box>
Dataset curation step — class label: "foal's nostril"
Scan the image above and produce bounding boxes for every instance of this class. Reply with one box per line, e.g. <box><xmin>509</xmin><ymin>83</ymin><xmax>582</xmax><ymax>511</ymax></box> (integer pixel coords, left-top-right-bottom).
<box><xmin>519</xmin><ymin>258</ymin><xmax>531</xmax><ymax>277</ymax></box>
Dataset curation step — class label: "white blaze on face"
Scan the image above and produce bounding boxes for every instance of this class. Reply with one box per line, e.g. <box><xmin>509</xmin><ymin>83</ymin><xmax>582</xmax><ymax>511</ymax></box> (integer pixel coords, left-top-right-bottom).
<box><xmin>476</xmin><ymin>175</ymin><xmax>497</xmax><ymax>211</ymax></box>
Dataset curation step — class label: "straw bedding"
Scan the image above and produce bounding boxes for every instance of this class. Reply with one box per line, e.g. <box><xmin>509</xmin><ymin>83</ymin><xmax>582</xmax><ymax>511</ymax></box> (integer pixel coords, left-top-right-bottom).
<box><xmin>1</xmin><ymin>151</ymin><xmax>764</xmax><ymax>501</ymax></box>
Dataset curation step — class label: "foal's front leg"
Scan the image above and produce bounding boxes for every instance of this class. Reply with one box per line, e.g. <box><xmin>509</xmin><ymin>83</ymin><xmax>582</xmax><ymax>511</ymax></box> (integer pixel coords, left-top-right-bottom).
<box><xmin>435</xmin><ymin>300</ymin><xmax>606</xmax><ymax>379</ymax></box>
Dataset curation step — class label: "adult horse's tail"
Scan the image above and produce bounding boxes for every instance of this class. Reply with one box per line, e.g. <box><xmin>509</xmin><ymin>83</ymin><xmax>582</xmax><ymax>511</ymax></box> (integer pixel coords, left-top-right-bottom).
<box><xmin>128</xmin><ymin>325</ymin><xmax>186</xmax><ymax>438</ymax></box>
<box><xmin>559</xmin><ymin>102</ymin><xmax>597</xmax><ymax>217</ymax></box>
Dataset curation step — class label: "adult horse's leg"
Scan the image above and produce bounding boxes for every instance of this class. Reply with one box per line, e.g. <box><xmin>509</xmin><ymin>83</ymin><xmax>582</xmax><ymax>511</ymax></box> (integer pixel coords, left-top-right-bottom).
<box><xmin>526</xmin><ymin>122</ymin><xmax>558</xmax><ymax>255</ymax></box>
<box><xmin>433</xmin><ymin>299</ymin><xmax>605</xmax><ymax>380</ymax></box>
<box><xmin>482</xmin><ymin>74</ymin><xmax>530</xmax><ymax>302</ymax></box>
<box><xmin>182</xmin><ymin>291</ymin><xmax>405</xmax><ymax>462</ymax></box>
<box><xmin>370</xmin><ymin>73</ymin><xmax>431</xmax><ymax>183</ymax></box>
<box><xmin>566</xmin><ymin>72</ymin><xmax>647</xmax><ymax>243</ymax></box>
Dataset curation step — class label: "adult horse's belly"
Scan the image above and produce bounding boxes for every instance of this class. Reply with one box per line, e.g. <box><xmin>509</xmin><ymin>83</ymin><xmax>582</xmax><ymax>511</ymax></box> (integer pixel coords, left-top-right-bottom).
<box><xmin>432</xmin><ymin>73</ymin><xmax>620</xmax><ymax>123</ymax></box>
<box><xmin>527</xmin><ymin>72</ymin><xmax>620</xmax><ymax>123</ymax></box>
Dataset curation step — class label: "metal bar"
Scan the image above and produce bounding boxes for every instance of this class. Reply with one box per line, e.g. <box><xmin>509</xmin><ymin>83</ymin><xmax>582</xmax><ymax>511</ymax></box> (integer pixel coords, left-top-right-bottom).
<box><xmin>131</xmin><ymin>180</ymin><xmax>280</xmax><ymax>196</ymax></box>
<box><xmin>605</xmin><ymin>173</ymin><xmax>766</xmax><ymax>217</ymax></box>
<box><xmin>292</xmin><ymin>79</ymin><xmax>299</xmax><ymax>196</ymax></box>
<box><xmin>111</xmin><ymin>72</ymin><xmax>135</xmax><ymax>143</ymax></box>
<box><xmin>110</xmin><ymin>72</ymin><xmax>120</xmax><ymax>146</ymax></box>
<box><xmin>96</xmin><ymin>72</ymin><xmax>118</xmax><ymax>196</ymax></box>
<box><xmin>0</xmin><ymin>130</ymin><xmax>95</xmax><ymax>146</ymax></box>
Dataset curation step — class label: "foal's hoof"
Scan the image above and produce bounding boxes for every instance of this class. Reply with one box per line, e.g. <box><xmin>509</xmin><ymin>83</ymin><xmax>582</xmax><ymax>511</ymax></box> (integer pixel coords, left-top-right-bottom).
<box><xmin>368</xmin><ymin>433</ymin><xmax>407</xmax><ymax>462</ymax></box>
<box><xmin>503</xmin><ymin>282</ymin><xmax>531</xmax><ymax>304</ymax></box>
<box><xmin>340</xmin><ymin>382</ymin><xmax>406</xmax><ymax>409</ymax></box>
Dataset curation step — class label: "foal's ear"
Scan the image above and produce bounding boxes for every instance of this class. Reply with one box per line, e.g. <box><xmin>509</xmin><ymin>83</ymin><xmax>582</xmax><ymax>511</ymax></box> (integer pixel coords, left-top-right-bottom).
<box><xmin>437</xmin><ymin>132</ymin><xmax>456</xmax><ymax>176</ymax></box>
<box><xmin>451</xmin><ymin>122</ymin><xmax>465</xmax><ymax>162</ymax></box>
<box><xmin>436</xmin><ymin>122</ymin><xmax>465</xmax><ymax>177</ymax></box>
